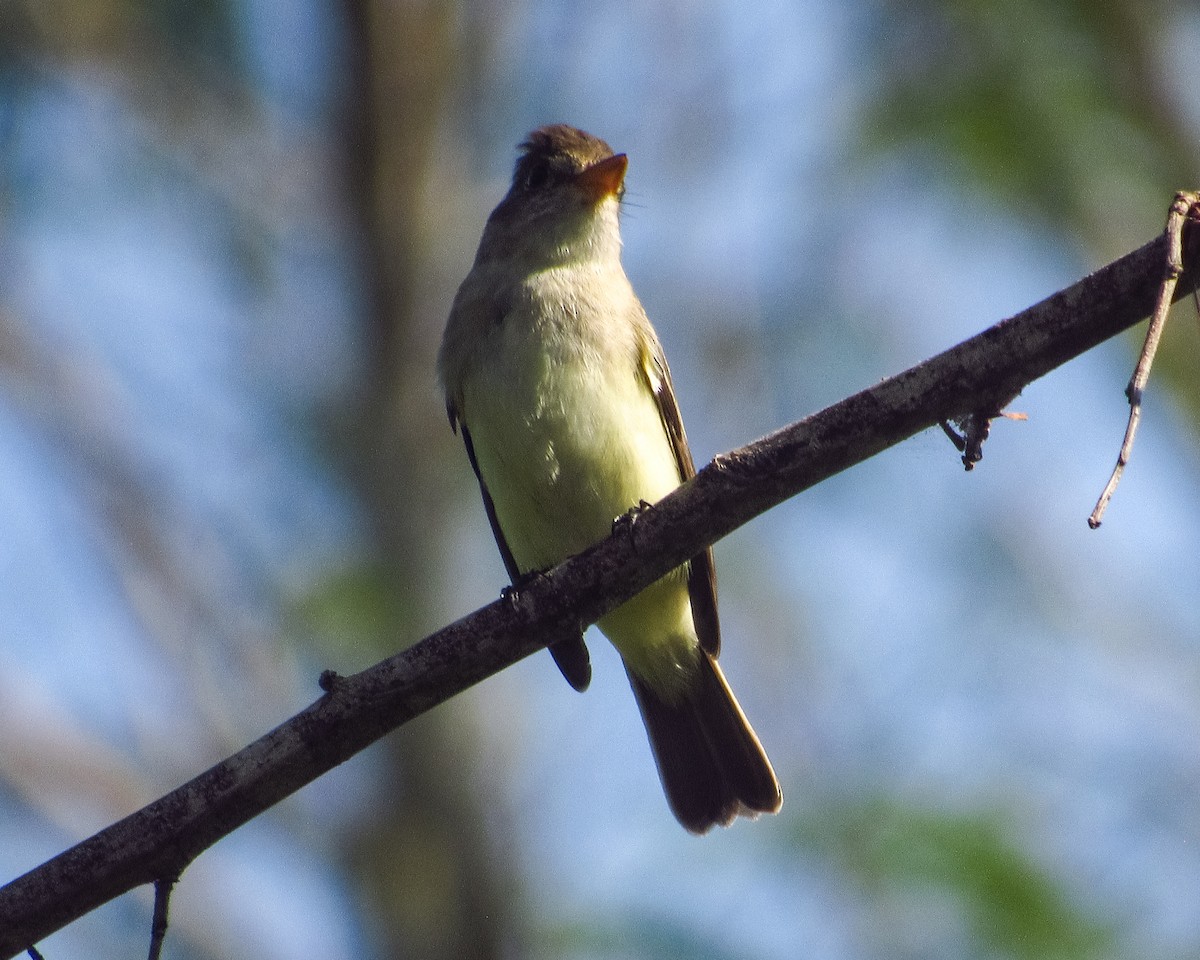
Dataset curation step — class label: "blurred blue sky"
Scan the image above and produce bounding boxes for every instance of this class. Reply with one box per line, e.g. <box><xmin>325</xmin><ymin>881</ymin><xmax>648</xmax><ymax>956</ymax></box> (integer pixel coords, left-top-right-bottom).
<box><xmin>3</xmin><ymin>0</ymin><xmax>1200</xmax><ymax>958</ymax></box>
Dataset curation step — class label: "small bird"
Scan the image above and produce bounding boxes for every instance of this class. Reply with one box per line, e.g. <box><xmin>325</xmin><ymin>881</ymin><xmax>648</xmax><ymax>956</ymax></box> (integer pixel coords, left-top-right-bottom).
<box><xmin>438</xmin><ymin>124</ymin><xmax>781</xmax><ymax>832</ymax></box>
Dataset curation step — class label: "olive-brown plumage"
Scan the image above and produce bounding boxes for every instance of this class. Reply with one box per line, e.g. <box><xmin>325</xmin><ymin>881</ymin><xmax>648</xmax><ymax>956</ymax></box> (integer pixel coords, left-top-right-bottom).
<box><xmin>439</xmin><ymin>125</ymin><xmax>781</xmax><ymax>831</ymax></box>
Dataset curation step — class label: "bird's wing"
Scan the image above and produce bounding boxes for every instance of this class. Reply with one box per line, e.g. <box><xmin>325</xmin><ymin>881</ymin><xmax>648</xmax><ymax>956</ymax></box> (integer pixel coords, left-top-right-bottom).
<box><xmin>449</xmin><ymin>403</ymin><xmax>593</xmax><ymax>691</ymax></box>
<box><xmin>639</xmin><ymin>345</ymin><xmax>721</xmax><ymax>657</ymax></box>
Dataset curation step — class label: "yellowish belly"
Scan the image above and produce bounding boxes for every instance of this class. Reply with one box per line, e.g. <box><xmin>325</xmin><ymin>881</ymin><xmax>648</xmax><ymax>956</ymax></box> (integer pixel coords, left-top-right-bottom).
<box><xmin>462</xmin><ymin>334</ymin><xmax>698</xmax><ymax>693</ymax></box>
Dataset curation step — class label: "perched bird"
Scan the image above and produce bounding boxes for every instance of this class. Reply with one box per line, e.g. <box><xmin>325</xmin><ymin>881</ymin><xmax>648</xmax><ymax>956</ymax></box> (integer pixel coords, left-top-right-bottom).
<box><xmin>438</xmin><ymin>124</ymin><xmax>781</xmax><ymax>832</ymax></box>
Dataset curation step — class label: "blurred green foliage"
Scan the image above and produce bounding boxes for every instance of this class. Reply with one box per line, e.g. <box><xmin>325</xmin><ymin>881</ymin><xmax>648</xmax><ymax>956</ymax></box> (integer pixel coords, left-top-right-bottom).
<box><xmin>541</xmin><ymin>914</ymin><xmax>751</xmax><ymax>960</ymax></box>
<box><xmin>865</xmin><ymin>0</ymin><xmax>1193</xmax><ymax>242</ymax></box>
<box><xmin>293</xmin><ymin>561</ymin><xmax>409</xmax><ymax>666</ymax></box>
<box><xmin>142</xmin><ymin>0</ymin><xmax>243</xmax><ymax>67</ymax></box>
<box><xmin>865</xmin><ymin>0</ymin><xmax>1200</xmax><ymax>422</ymax></box>
<box><xmin>797</xmin><ymin>798</ymin><xmax>1116</xmax><ymax>960</ymax></box>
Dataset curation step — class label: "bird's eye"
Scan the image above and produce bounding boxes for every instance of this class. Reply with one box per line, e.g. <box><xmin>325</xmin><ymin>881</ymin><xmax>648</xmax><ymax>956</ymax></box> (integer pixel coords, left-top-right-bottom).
<box><xmin>523</xmin><ymin>161</ymin><xmax>550</xmax><ymax>191</ymax></box>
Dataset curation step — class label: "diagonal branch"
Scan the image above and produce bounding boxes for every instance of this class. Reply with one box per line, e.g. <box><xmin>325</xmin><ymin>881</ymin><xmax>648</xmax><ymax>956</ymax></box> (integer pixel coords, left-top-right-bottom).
<box><xmin>0</xmin><ymin>221</ymin><xmax>1197</xmax><ymax>957</ymax></box>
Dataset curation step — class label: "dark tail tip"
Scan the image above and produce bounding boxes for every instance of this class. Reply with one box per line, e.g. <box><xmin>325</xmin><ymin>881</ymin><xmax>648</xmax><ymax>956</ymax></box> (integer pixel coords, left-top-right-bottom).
<box><xmin>627</xmin><ymin>655</ymin><xmax>781</xmax><ymax>834</ymax></box>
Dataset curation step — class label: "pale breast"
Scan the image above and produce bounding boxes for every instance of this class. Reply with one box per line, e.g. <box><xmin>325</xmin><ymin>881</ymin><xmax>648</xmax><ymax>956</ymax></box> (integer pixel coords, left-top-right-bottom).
<box><xmin>461</xmin><ymin>275</ymin><xmax>682</xmax><ymax>573</ymax></box>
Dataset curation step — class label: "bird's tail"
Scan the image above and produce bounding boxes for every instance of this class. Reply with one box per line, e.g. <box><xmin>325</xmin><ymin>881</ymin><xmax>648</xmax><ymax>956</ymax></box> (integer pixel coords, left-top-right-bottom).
<box><xmin>626</xmin><ymin>653</ymin><xmax>782</xmax><ymax>833</ymax></box>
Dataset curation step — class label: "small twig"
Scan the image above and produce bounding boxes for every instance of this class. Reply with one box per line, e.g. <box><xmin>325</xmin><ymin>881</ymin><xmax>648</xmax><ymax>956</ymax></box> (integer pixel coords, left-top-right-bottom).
<box><xmin>147</xmin><ymin>877</ymin><xmax>177</xmax><ymax>960</ymax></box>
<box><xmin>24</xmin><ymin>949</ymin><xmax>43</xmax><ymax>960</ymax></box>
<box><xmin>939</xmin><ymin>418</ymin><xmax>967</xmax><ymax>453</ymax></box>
<box><xmin>940</xmin><ymin>411</ymin><xmax>994</xmax><ymax>470</ymax></box>
<box><xmin>939</xmin><ymin>406</ymin><xmax>1026</xmax><ymax>471</ymax></box>
<box><xmin>1089</xmin><ymin>192</ymin><xmax>1200</xmax><ymax>528</ymax></box>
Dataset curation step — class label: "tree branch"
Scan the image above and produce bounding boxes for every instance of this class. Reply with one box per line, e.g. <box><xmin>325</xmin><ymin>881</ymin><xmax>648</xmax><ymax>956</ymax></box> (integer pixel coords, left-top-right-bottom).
<box><xmin>1</xmin><ymin>223</ymin><xmax>1196</xmax><ymax>956</ymax></box>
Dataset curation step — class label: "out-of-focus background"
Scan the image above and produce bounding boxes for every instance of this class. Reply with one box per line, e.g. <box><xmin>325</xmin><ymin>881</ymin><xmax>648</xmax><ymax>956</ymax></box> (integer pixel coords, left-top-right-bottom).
<box><xmin>2</xmin><ymin>1</ymin><xmax>1199</xmax><ymax>957</ymax></box>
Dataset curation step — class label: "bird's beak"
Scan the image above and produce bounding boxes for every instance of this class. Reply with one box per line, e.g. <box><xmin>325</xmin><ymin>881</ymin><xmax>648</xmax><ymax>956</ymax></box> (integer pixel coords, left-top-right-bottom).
<box><xmin>576</xmin><ymin>153</ymin><xmax>628</xmax><ymax>203</ymax></box>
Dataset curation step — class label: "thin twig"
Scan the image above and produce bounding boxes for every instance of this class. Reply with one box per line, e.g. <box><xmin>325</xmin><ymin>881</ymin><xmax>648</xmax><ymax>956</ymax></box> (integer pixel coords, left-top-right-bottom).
<box><xmin>940</xmin><ymin>410</ymin><xmax>997</xmax><ymax>470</ymax></box>
<box><xmin>147</xmin><ymin>877</ymin><xmax>176</xmax><ymax>960</ymax></box>
<box><xmin>1089</xmin><ymin>192</ymin><xmax>1200</xmax><ymax>528</ymax></box>
<box><xmin>940</xmin><ymin>406</ymin><xmax>1027</xmax><ymax>470</ymax></box>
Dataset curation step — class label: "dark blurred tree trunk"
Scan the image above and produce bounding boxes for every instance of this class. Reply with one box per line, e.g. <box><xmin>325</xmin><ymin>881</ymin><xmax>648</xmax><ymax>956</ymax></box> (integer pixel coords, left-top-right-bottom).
<box><xmin>336</xmin><ymin>2</ymin><xmax>520</xmax><ymax>958</ymax></box>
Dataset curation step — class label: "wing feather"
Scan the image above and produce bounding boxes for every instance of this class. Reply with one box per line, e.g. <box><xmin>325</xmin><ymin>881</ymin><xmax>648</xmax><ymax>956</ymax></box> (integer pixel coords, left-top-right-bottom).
<box><xmin>638</xmin><ymin>343</ymin><xmax>721</xmax><ymax>657</ymax></box>
<box><xmin>451</xmin><ymin>407</ymin><xmax>592</xmax><ymax>691</ymax></box>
